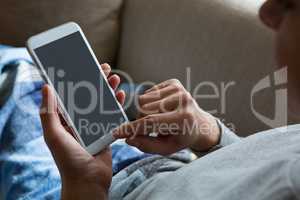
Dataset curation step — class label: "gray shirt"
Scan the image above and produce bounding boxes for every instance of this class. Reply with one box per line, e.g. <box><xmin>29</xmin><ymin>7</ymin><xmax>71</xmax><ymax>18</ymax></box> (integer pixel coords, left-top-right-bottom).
<box><xmin>124</xmin><ymin>124</ymin><xmax>300</xmax><ymax>200</ymax></box>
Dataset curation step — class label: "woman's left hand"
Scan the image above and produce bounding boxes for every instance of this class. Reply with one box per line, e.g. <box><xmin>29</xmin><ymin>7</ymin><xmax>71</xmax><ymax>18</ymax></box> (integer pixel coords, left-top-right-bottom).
<box><xmin>40</xmin><ymin>64</ymin><xmax>125</xmax><ymax>200</ymax></box>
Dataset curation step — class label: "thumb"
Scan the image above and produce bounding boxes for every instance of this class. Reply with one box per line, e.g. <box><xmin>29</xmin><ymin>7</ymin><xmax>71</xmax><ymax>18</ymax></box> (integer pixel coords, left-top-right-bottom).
<box><xmin>40</xmin><ymin>85</ymin><xmax>61</xmax><ymax>131</ymax></box>
<box><xmin>40</xmin><ymin>85</ymin><xmax>86</xmax><ymax>159</ymax></box>
<box><xmin>40</xmin><ymin>84</ymin><xmax>63</xmax><ymax>144</ymax></box>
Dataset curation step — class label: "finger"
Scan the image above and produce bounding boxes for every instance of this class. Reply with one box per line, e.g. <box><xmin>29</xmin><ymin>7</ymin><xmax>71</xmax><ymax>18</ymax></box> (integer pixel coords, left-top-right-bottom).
<box><xmin>144</xmin><ymin>80</ymin><xmax>172</xmax><ymax>93</ymax></box>
<box><xmin>113</xmin><ymin>112</ymin><xmax>180</xmax><ymax>139</ymax></box>
<box><xmin>113</xmin><ymin>117</ymin><xmax>154</xmax><ymax>139</ymax></box>
<box><xmin>145</xmin><ymin>79</ymin><xmax>181</xmax><ymax>93</ymax></box>
<box><xmin>126</xmin><ymin>136</ymin><xmax>183</xmax><ymax>155</ymax></box>
<box><xmin>139</xmin><ymin>85</ymin><xmax>177</xmax><ymax>106</ymax></box>
<box><xmin>116</xmin><ymin>90</ymin><xmax>126</xmax><ymax>105</ymax></box>
<box><xmin>101</xmin><ymin>63</ymin><xmax>111</xmax><ymax>77</ymax></box>
<box><xmin>108</xmin><ymin>74</ymin><xmax>121</xmax><ymax>91</ymax></box>
<box><xmin>140</xmin><ymin>93</ymin><xmax>184</xmax><ymax>117</ymax></box>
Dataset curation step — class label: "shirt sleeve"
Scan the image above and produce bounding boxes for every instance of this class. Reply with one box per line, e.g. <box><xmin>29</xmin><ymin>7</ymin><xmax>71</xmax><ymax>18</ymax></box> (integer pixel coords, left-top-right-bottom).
<box><xmin>217</xmin><ymin>119</ymin><xmax>242</xmax><ymax>147</ymax></box>
<box><xmin>288</xmin><ymin>158</ymin><xmax>300</xmax><ymax>200</ymax></box>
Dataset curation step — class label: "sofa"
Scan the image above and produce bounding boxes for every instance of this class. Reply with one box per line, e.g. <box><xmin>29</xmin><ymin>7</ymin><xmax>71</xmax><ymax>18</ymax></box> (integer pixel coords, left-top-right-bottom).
<box><xmin>0</xmin><ymin>0</ymin><xmax>290</xmax><ymax>136</ymax></box>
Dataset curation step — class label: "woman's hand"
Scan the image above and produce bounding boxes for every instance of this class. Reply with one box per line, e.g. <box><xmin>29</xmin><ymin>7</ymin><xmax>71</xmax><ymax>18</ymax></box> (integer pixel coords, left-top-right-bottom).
<box><xmin>40</xmin><ymin>64</ymin><xmax>125</xmax><ymax>200</ymax></box>
<box><xmin>113</xmin><ymin>79</ymin><xmax>220</xmax><ymax>155</ymax></box>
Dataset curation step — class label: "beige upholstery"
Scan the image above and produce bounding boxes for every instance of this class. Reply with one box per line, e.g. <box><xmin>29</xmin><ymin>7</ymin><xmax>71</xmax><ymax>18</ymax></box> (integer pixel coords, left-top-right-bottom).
<box><xmin>117</xmin><ymin>0</ymin><xmax>278</xmax><ymax>136</ymax></box>
<box><xmin>0</xmin><ymin>0</ymin><xmax>289</xmax><ymax>136</ymax></box>
<box><xmin>0</xmin><ymin>0</ymin><xmax>123</xmax><ymax>63</ymax></box>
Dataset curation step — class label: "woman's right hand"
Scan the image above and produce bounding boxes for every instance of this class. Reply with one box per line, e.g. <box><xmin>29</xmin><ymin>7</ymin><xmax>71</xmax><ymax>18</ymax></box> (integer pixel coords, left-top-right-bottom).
<box><xmin>113</xmin><ymin>79</ymin><xmax>221</xmax><ymax>155</ymax></box>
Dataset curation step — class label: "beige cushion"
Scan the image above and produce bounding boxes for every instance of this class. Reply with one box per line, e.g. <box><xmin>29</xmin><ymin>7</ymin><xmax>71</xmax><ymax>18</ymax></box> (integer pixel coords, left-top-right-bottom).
<box><xmin>117</xmin><ymin>0</ymin><xmax>281</xmax><ymax>136</ymax></box>
<box><xmin>0</xmin><ymin>0</ymin><xmax>123</xmax><ymax>63</ymax></box>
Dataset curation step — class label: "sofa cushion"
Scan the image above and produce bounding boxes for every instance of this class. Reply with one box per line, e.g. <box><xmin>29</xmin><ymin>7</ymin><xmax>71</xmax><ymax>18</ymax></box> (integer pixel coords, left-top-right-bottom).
<box><xmin>0</xmin><ymin>0</ymin><xmax>123</xmax><ymax>63</ymax></box>
<box><xmin>117</xmin><ymin>0</ymin><xmax>283</xmax><ymax>136</ymax></box>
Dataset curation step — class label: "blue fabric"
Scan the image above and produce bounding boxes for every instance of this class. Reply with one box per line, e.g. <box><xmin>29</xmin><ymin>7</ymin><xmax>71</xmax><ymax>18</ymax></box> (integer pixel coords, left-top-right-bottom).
<box><xmin>0</xmin><ymin>44</ymin><xmax>11</xmax><ymax>50</ymax></box>
<box><xmin>0</xmin><ymin>45</ymin><xmax>33</xmax><ymax>73</ymax></box>
<box><xmin>111</xmin><ymin>143</ymin><xmax>150</xmax><ymax>174</ymax></box>
<box><xmin>0</xmin><ymin>46</ymin><xmax>149</xmax><ymax>199</ymax></box>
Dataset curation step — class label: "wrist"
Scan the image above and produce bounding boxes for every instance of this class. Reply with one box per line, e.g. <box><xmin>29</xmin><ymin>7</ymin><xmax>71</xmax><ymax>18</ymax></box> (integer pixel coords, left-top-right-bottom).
<box><xmin>191</xmin><ymin>116</ymin><xmax>221</xmax><ymax>152</ymax></box>
<box><xmin>62</xmin><ymin>181</ymin><xmax>109</xmax><ymax>200</ymax></box>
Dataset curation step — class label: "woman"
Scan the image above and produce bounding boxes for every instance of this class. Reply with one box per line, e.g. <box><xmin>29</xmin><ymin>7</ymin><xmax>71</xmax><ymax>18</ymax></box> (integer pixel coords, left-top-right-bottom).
<box><xmin>36</xmin><ymin>0</ymin><xmax>300</xmax><ymax>199</ymax></box>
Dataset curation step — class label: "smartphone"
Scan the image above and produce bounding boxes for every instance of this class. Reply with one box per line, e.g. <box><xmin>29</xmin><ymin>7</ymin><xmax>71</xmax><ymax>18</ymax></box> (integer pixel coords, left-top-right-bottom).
<box><xmin>26</xmin><ymin>22</ymin><xmax>128</xmax><ymax>155</ymax></box>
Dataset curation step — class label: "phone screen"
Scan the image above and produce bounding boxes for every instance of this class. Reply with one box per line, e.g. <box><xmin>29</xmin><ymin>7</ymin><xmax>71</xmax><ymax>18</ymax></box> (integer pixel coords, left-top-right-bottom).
<box><xmin>34</xmin><ymin>32</ymin><xmax>126</xmax><ymax>146</ymax></box>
